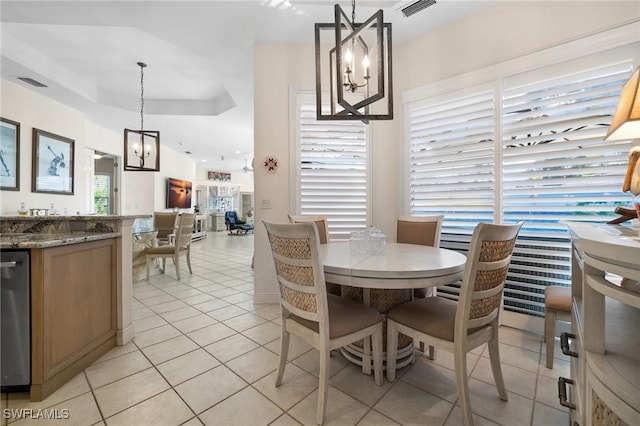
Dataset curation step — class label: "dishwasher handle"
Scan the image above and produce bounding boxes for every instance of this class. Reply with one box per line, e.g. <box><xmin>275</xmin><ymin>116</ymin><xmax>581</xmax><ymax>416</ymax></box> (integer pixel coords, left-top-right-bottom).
<box><xmin>1</xmin><ymin>261</ymin><xmax>18</xmax><ymax>268</ymax></box>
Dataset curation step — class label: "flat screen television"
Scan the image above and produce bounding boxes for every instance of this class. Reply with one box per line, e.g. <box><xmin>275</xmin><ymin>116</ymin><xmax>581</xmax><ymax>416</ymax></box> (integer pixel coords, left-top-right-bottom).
<box><xmin>166</xmin><ymin>177</ymin><xmax>192</xmax><ymax>209</ymax></box>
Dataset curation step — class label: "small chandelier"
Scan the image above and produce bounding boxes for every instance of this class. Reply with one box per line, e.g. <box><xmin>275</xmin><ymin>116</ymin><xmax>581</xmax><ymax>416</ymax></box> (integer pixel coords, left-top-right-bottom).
<box><xmin>315</xmin><ymin>0</ymin><xmax>393</xmax><ymax>122</ymax></box>
<box><xmin>124</xmin><ymin>61</ymin><xmax>160</xmax><ymax>171</ymax></box>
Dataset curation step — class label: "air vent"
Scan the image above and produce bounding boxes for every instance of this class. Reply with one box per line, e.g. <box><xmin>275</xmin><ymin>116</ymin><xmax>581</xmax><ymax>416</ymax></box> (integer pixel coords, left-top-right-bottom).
<box><xmin>401</xmin><ymin>0</ymin><xmax>436</xmax><ymax>17</ymax></box>
<box><xmin>17</xmin><ymin>77</ymin><xmax>47</xmax><ymax>87</ymax></box>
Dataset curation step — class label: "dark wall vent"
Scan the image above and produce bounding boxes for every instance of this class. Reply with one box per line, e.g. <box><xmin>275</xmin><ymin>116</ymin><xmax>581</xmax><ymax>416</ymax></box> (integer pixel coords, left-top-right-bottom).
<box><xmin>401</xmin><ymin>0</ymin><xmax>437</xmax><ymax>17</ymax></box>
<box><xmin>17</xmin><ymin>77</ymin><xmax>47</xmax><ymax>87</ymax></box>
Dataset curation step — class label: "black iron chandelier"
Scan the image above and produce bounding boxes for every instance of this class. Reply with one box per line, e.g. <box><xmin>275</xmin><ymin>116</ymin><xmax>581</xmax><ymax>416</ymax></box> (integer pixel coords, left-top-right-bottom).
<box><xmin>124</xmin><ymin>62</ymin><xmax>160</xmax><ymax>171</ymax></box>
<box><xmin>314</xmin><ymin>0</ymin><xmax>393</xmax><ymax>122</ymax></box>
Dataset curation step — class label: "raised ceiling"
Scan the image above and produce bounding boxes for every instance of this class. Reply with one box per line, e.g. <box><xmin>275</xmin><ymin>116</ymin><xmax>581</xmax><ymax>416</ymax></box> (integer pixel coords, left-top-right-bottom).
<box><xmin>0</xmin><ymin>0</ymin><xmax>493</xmax><ymax>173</ymax></box>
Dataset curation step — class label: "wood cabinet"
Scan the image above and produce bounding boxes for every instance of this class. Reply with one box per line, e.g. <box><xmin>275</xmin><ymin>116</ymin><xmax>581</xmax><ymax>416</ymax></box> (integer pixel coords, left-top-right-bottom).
<box><xmin>30</xmin><ymin>238</ymin><xmax>117</xmax><ymax>401</ymax></box>
<box><xmin>565</xmin><ymin>223</ymin><xmax>640</xmax><ymax>425</ymax></box>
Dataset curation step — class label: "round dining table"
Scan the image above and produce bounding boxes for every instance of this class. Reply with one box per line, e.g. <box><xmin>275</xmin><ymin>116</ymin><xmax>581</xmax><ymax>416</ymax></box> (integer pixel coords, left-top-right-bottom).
<box><xmin>320</xmin><ymin>241</ymin><xmax>467</xmax><ymax>369</ymax></box>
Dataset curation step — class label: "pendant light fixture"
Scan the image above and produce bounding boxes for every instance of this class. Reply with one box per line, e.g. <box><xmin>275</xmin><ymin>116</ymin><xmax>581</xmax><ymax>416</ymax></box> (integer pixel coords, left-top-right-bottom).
<box><xmin>315</xmin><ymin>1</ymin><xmax>393</xmax><ymax>122</ymax></box>
<box><xmin>124</xmin><ymin>62</ymin><xmax>160</xmax><ymax>171</ymax></box>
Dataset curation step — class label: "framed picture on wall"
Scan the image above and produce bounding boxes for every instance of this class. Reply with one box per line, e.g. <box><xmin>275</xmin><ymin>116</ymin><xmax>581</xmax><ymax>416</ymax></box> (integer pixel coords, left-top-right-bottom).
<box><xmin>32</xmin><ymin>128</ymin><xmax>75</xmax><ymax>195</ymax></box>
<box><xmin>0</xmin><ymin>117</ymin><xmax>20</xmax><ymax>191</ymax></box>
<box><xmin>208</xmin><ymin>171</ymin><xmax>231</xmax><ymax>181</ymax></box>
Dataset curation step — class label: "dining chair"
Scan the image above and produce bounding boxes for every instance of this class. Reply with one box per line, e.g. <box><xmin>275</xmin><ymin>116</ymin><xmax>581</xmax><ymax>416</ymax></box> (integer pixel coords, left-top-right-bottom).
<box><xmin>145</xmin><ymin>213</ymin><xmax>196</xmax><ymax>281</ymax></box>
<box><xmin>386</xmin><ymin>221</ymin><xmax>523</xmax><ymax>426</ymax></box>
<box><xmin>153</xmin><ymin>212</ymin><xmax>179</xmax><ymax>246</ymax></box>
<box><xmin>263</xmin><ymin>220</ymin><xmax>383</xmax><ymax>425</ymax></box>
<box><xmin>287</xmin><ymin>214</ymin><xmax>330</xmax><ymax>243</ymax></box>
<box><xmin>287</xmin><ymin>214</ymin><xmax>341</xmax><ymax>296</ymax></box>
<box><xmin>396</xmin><ymin>215</ymin><xmax>444</xmax><ymax>298</ymax></box>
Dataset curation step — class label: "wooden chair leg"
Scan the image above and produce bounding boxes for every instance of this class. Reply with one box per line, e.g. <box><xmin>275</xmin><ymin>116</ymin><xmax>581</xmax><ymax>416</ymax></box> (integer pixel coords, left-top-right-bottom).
<box><xmin>371</xmin><ymin>323</ymin><xmax>383</xmax><ymax>386</ymax></box>
<box><xmin>145</xmin><ymin>255</ymin><xmax>151</xmax><ymax>281</ymax></box>
<box><xmin>488</xmin><ymin>327</ymin><xmax>508</xmax><ymax>401</ymax></box>
<box><xmin>545</xmin><ymin>310</ymin><xmax>557</xmax><ymax>369</ymax></box>
<box><xmin>175</xmin><ymin>255</ymin><xmax>181</xmax><ymax>281</ymax></box>
<box><xmin>317</xmin><ymin>349</ymin><xmax>330</xmax><ymax>425</ymax></box>
<box><xmin>362</xmin><ymin>337</ymin><xmax>372</xmax><ymax>376</ymax></box>
<box><xmin>186</xmin><ymin>248</ymin><xmax>193</xmax><ymax>274</ymax></box>
<box><xmin>454</xmin><ymin>348</ymin><xmax>473</xmax><ymax>426</ymax></box>
<box><xmin>386</xmin><ymin>320</ymin><xmax>399</xmax><ymax>382</ymax></box>
<box><xmin>275</xmin><ymin>321</ymin><xmax>290</xmax><ymax>387</ymax></box>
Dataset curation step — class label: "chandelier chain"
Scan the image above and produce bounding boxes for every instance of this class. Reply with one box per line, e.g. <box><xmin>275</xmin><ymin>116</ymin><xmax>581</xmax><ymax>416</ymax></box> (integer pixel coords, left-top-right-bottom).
<box><xmin>351</xmin><ymin>0</ymin><xmax>356</xmax><ymax>24</ymax></box>
<box><xmin>140</xmin><ymin>64</ymin><xmax>144</xmax><ymax>132</ymax></box>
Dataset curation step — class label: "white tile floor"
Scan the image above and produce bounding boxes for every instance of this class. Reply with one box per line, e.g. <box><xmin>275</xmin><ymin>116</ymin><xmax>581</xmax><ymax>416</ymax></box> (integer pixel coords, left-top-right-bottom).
<box><xmin>2</xmin><ymin>231</ymin><xmax>571</xmax><ymax>426</ymax></box>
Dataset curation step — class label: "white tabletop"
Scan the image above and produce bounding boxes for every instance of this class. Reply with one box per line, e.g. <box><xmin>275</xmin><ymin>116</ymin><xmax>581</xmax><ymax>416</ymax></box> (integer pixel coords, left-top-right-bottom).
<box><xmin>321</xmin><ymin>242</ymin><xmax>467</xmax><ymax>289</ymax></box>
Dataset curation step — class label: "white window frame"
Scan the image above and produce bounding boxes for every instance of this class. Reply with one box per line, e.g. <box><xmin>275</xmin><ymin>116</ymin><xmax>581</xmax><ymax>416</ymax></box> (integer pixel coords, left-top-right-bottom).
<box><xmin>290</xmin><ymin>89</ymin><xmax>372</xmax><ymax>240</ymax></box>
<box><xmin>403</xmin><ymin>24</ymin><xmax>640</xmax><ymax>332</ymax></box>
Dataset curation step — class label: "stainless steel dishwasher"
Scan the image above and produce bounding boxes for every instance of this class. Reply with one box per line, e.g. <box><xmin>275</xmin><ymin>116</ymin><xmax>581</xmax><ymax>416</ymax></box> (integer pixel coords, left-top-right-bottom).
<box><xmin>1</xmin><ymin>249</ymin><xmax>31</xmax><ymax>392</ymax></box>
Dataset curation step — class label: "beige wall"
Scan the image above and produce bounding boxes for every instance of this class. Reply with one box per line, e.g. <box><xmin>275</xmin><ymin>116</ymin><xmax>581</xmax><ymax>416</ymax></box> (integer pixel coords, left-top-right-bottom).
<box><xmin>1</xmin><ymin>78</ymin><xmax>195</xmax><ymax>216</ymax></box>
<box><xmin>252</xmin><ymin>1</ymin><xmax>640</xmax><ymax>302</ymax></box>
<box><xmin>1</xmin><ymin>79</ymin><xmax>87</xmax><ymax>215</ymax></box>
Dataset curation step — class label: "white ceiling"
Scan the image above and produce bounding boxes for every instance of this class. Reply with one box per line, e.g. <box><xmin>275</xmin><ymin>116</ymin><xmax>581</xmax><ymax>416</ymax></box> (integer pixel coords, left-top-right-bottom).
<box><xmin>1</xmin><ymin>0</ymin><xmax>493</xmax><ymax>173</ymax></box>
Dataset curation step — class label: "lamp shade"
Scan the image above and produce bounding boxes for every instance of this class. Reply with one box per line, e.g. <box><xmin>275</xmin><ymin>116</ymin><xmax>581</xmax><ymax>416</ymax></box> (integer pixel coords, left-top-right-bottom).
<box><xmin>605</xmin><ymin>67</ymin><xmax>640</xmax><ymax>141</ymax></box>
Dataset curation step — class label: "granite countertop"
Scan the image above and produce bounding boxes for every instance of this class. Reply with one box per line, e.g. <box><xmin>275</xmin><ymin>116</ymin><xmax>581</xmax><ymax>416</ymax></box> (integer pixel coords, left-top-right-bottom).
<box><xmin>0</xmin><ymin>232</ymin><xmax>121</xmax><ymax>249</ymax></box>
<box><xmin>0</xmin><ymin>214</ymin><xmax>149</xmax><ymax>221</ymax></box>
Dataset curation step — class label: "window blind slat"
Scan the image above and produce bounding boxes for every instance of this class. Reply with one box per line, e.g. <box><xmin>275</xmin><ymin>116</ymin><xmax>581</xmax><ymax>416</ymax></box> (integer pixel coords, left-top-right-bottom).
<box><xmin>298</xmin><ymin>99</ymin><xmax>369</xmax><ymax>240</ymax></box>
<box><xmin>408</xmin><ymin>60</ymin><xmax>634</xmax><ymax>318</ymax></box>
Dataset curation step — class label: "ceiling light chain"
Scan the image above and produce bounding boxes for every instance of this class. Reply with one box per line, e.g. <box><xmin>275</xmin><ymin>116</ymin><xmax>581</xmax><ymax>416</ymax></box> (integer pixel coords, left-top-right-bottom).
<box><xmin>138</xmin><ymin>61</ymin><xmax>146</xmax><ymax>132</ymax></box>
<box><xmin>123</xmin><ymin>61</ymin><xmax>160</xmax><ymax>171</ymax></box>
<box><xmin>351</xmin><ymin>0</ymin><xmax>356</xmax><ymax>24</ymax></box>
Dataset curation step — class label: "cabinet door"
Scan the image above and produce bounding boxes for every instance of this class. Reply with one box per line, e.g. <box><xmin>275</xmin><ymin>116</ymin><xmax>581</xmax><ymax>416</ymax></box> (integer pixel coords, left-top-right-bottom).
<box><xmin>31</xmin><ymin>239</ymin><xmax>117</xmax><ymax>400</ymax></box>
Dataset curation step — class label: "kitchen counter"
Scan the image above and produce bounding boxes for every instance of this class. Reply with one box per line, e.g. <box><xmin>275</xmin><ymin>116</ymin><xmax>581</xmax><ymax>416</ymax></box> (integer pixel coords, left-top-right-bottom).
<box><xmin>0</xmin><ymin>232</ymin><xmax>121</xmax><ymax>248</ymax></box>
<box><xmin>0</xmin><ymin>214</ymin><xmax>145</xmax><ymax>401</ymax></box>
<box><xmin>0</xmin><ymin>214</ymin><xmax>148</xmax><ymax>235</ymax></box>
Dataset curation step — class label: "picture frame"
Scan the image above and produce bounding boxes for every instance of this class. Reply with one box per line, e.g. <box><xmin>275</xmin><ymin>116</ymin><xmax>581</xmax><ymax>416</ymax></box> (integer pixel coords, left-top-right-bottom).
<box><xmin>0</xmin><ymin>117</ymin><xmax>20</xmax><ymax>191</ymax></box>
<box><xmin>207</xmin><ymin>171</ymin><xmax>231</xmax><ymax>181</ymax></box>
<box><xmin>32</xmin><ymin>128</ymin><xmax>75</xmax><ymax>195</ymax></box>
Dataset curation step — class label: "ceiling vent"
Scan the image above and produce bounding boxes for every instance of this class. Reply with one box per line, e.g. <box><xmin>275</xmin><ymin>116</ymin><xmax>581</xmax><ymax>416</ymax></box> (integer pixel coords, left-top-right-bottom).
<box><xmin>17</xmin><ymin>77</ymin><xmax>47</xmax><ymax>88</ymax></box>
<box><xmin>400</xmin><ymin>0</ymin><xmax>436</xmax><ymax>17</ymax></box>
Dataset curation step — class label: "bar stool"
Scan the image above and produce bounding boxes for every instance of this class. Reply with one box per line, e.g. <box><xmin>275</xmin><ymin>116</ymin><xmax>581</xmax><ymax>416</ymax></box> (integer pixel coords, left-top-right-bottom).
<box><xmin>544</xmin><ymin>286</ymin><xmax>572</xmax><ymax>369</ymax></box>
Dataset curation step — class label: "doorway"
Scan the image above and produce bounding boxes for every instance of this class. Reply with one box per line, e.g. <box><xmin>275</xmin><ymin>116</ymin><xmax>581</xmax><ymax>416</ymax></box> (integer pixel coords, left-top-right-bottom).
<box><xmin>93</xmin><ymin>152</ymin><xmax>119</xmax><ymax>214</ymax></box>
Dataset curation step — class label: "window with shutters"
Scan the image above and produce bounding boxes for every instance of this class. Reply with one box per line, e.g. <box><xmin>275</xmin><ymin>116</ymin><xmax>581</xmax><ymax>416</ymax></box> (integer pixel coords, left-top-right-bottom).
<box><xmin>407</xmin><ymin>58</ymin><xmax>635</xmax><ymax>320</ymax></box>
<box><xmin>294</xmin><ymin>94</ymin><xmax>369</xmax><ymax>240</ymax></box>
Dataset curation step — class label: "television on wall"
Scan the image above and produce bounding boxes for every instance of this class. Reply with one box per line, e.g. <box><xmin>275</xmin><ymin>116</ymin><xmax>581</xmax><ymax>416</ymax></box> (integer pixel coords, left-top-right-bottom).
<box><xmin>166</xmin><ymin>177</ymin><xmax>192</xmax><ymax>209</ymax></box>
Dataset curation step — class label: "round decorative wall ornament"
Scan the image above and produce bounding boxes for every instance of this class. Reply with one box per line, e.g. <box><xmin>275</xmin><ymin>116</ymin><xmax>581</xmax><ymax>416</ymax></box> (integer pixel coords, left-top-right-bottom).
<box><xmin>263</xmin><ymin>156</ymin><xmax>279</xmax><ymax>173</ymax></box>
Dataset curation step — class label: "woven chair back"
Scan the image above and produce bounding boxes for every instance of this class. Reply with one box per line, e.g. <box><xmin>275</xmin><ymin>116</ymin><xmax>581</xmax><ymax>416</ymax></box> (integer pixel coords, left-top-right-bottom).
<box><xmin>263</xmin><ymin>220</ymin><xmax>328</xmax><ymax>325</ymax></box>
<box><xmin>457</xmin><ymin>221</ymin><xmax>523</xmax><ymax>331</ymax></box>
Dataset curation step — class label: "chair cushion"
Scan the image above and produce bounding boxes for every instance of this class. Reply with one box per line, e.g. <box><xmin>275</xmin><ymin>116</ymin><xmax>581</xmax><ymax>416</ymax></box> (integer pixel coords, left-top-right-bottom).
<box><xmin>545</xmin><ymin>286</ymin><xmax>571</xmax><ymax>313</ymax></box>
<box><xmin>290</xmin><ymin>294</ymin><xmax>382</xmax><ymax>339</ymax></box>
<box><xmin>387</xmin><ymin>297</ymin><xmax>460</xmax><ymax>342</ymax></box>
<box><xmin>146</xmin><ymin>245</ymin><xmax>186</xmax><ymax>255</ymax></box>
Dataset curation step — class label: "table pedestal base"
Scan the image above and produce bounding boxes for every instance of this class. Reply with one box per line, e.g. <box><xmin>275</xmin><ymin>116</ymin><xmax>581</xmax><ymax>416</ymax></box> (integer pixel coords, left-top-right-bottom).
<box><xmin>341</xmin><ymin>286</ymin><xmax>415</xmax><ymax>371</ymax></box>
<box><xmin>340</xmin><ymin>342</ymin><xmax>415</xmax><ymax>370</ymax></box>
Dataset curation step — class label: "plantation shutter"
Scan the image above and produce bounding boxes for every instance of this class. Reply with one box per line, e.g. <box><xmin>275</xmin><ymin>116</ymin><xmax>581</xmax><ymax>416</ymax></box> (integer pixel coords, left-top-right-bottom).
<box><xmin>407</xmin><ymin>61</ymin><xmax>633</xmax><ymax>316</ymax></box>
<box><xmin>501</xmin><ymin>62</ymin><xmax>634</xmax><ymax>316</ymax></box>
<box><xmin>298</xmin><ymin>101</ymin><xmax>369</xmax><ymax>240</ymax></box>
<box><xmin>408</xmin><ymin>90</ymin><xmax>496</xmax><ymax>299</ymax></box>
